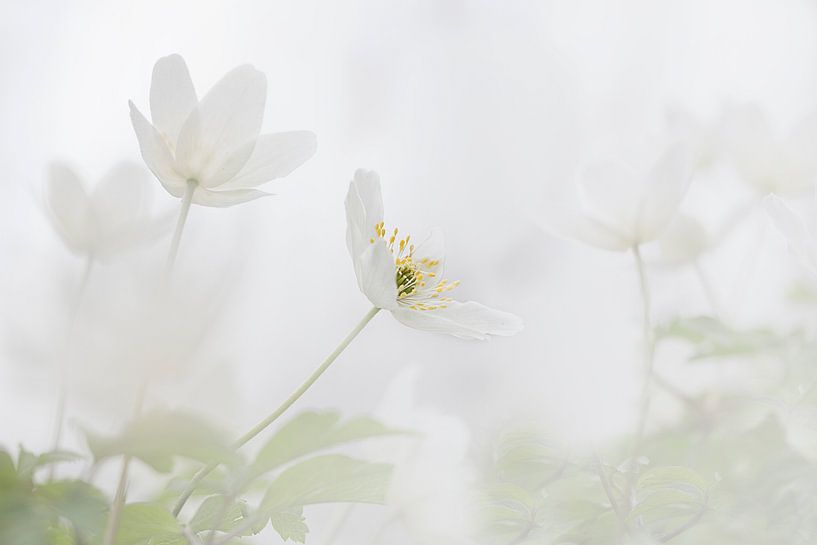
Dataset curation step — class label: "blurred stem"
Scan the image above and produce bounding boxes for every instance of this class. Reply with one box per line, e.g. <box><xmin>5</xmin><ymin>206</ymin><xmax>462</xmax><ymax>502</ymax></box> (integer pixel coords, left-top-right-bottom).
<box><xmin>166</xmin><ymin>180</ymin><xmax>197</xmax><ymax>274</ymax></box>
<box><xmin>624</xmin><ymin>245</ymin><xmax>655</xmax><ymax>504</ymax></box>
<box><xmin>102</xmin><ymin>379</ymin><xmax>149</xmax><ymax>545</ymax></box>
<box><xmin>171</xmin><ymin>306</ymin><xmax>382</xmax><ymax>517</ymax></box>
<box><xmin>48</xmin><ymin>253</ymin><xmax>95</xmax><ymax>482</ymax></box>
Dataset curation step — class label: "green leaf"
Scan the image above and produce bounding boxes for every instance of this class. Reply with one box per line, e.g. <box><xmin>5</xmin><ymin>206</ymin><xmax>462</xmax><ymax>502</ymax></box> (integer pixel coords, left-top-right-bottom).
<box><xmin>260</xmin><ymin>455</ymin><xmax>393</xmax><ymax>511</ymax></box>
<box><xmin>85</xmin><ymin>410</ymin><xmax>237</xmax><ymax>473</ymax></box>
<box><xmin>17</xmin><ymin>448</ymin><xmax>83</xmax><ymax>481</ymax></box>
<box><xmin>656</xmin><ymin>315</ymin><xmax>786</xmax><ymax>360</ymax></box>
<box><xmin>37</xmin><ymin>480</ymin><xmax>108</xmax><ymax>539</ymax></box>
<box><xmin>189</xmin><ymin>495</ymin><xmax>246</xmax><ymax>533</ymax></box>
<box><xmin>115</xmin><ymin>502</ymin><xmax>182</xmax><ymax>545</ymax></box>
<box><xmin>270</xmin><ymin>506</ymin><xmax>309</xmax><ymax>543</ymax></box>
<box><xmin>256</xmin><ymin>455</ymin><xmax>392</xmax><ymax>541</ymax></box>
<box><xmin>251</xmin><ymin>410</ymin><xmax>401</xmax><ymax>477</ymax></box>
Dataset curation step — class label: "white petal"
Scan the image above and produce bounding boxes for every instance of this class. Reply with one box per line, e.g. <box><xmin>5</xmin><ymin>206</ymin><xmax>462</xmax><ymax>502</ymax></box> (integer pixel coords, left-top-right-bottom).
<box><xmin>634</xmin><ymin>142</ymin><xmax>694</xmax><ymax>243</ymax></box>
<box><xmin>45</xmin><ymin>163</ymin><xmax>92</xmax><ymax>254</ymax></box>
<box><xmin>538</xmin><ymin>205</ymin><xmax>633</xmax><ymax>252</ymax></box>
<box><xmin>91</xmin><ymin>162</ymin><xmax>149</xmax><ymax>227</ymax></box>
<box><xmin>353</xmin><ymin>242</ymin><xmax>398</xmax><ymax>310</ymax></box>
<box><xmin>129</xmin><ymin>101</ymin><xmax>186</xmax><ymax>196</ymax></box>
<box><xmin>175</xmin><ymin>65</ymin><xmax>267</xmax><ymax>187</ymax></box>
<box><xmin>765</xmin><ymin>194</ymin><xmax>817</xmax><ymax>274</ymax></box>
<box><xmin>149</xmin><ymin>54</ymin><xmax>198</xmax><ymax>145</ymax></box>
<box><xmin>578</xmin><ymin>160</ymin><xmax>640</xmax><ymax>234</ymax></box>
<box><xmin>224</xmin><ymin>131</ymin><xmax>317</xmax><ymax>188</ymax></box>
<box><xmin>191</xmin><ymin>187</ymin><xmax>271</xmax><ymax>207</ymax></box>
<box><xmin>345</xmin><ymin>169</ymin><xmax>385</xmax><ymax>257</ymax></box>
<box><xmin>392</xmin><ymin>301</ymin><xmax>523</xmax><ymax>340</ymax></box>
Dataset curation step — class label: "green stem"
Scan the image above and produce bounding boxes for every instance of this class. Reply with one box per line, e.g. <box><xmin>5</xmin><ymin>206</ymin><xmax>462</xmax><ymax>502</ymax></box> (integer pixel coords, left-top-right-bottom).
<box><xmin>631</xmin><ymin>244</ymin><xmax>655</xmax><ymax>449</ymax></box>
<box><xmin>166</xmin><ymin>180</ymin><xmax>197</xmax><ymax>274</ymax></box>
<box><xmin>48</xmin><ymin>254</ymin><xmax>95</xmax><ymax>481</ymax></box>
<box><xmin>171</xmin><ymin>306</ymin><xmax>382</xmax><ymax>517</ymax></box>
<box><xmin>623</xmin><ymin>245</ymin><xmax>655</xmax><ymax>507</ymax></box>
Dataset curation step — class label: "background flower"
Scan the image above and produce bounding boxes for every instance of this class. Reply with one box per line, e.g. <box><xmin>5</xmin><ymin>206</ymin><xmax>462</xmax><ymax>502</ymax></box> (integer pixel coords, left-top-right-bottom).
<box><xmin>722</xmin><ymin>104</ymin><xmax>817</xmax><ymax>195</ymax></box>
<box><xmin>130</xmin><ymin>54</ymin><xmax>317</xmax><ymax>207</ymax></box>
<box><xmin>45</xmin><ymin>161</ymin><xmax>170</xmax><ymax>261</ymax></box>
<box><xmin>542</xmin><ymin>143</ymin><xmax>695</xmax><ymax>252</ymax></box>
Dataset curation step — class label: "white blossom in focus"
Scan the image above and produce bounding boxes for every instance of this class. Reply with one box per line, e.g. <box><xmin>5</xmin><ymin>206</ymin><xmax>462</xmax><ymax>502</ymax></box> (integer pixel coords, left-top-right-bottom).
<box><xmin>543</xmin><ymin>143</ymin><xmax>695</xmax><ymax>252</ymax></box>
<box><xmin>723</xmin><ymin>104</ymin><xmax>817</xmax><ymax>195</ymax></box>
<box><xmin>45</xmin><ymin>162</ymin><xmax>170</xmax><ymax>261</ymax></box>
<box><xmin>345</xmin><ymin>170</ymin><xmax>523</xmax><ymax>340</ymax></box>
<box><xmin>129</xmin><ymin>54</ymin><xmax>317</xmax><ymax>207</ymax></box>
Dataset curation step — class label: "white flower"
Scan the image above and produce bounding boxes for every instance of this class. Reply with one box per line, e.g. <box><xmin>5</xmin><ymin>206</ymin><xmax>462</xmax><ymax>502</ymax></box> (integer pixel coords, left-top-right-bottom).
<box><xmin>129</xmin><ymin>54</ymin><xmax>316</xmax><ymax>207</ymax></box>
<box><xmin>45</xmin><ymin>162</ymin><xmax>169</xmax><ymax>261</ymax></box>
<box><xmin>375</xmin><ymin>366</ymin><xmax>476</xmax><ymax>544</ymax></box>
<box><xmin>543</xmin><ymin>143</ymin><xmax>694</xmax><ymax>252</ymax></box>
<box><xmin>722</xmin><ymin>104</ymin><xmax>817</xmax><ymax>195</ymax></box>
<box><xmin>666</xmin><ymin>106</ymin><xmax>722</xmax><ymax>170</ymax></box>
<box><xmin>345</xmin><ymin>170</ymin><xmax>523</xmax><ymax>340</ymax></box>
<box><xmin>657</xmin><ymin>212</ymin><xmax>711</xmax><ymax>266</ymax></box>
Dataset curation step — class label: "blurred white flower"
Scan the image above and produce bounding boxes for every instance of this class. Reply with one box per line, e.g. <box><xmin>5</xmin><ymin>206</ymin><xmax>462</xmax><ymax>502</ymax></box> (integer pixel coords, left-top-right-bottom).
<box><xmin>45</xmin><ymin>162</ymin><xmax>169</xmax><ymax>261</ymax></box>
<box><xmin>129</xmin><ymin>54</ymin><xmax>317</xmax><ymax>207</ymax></box>
<box><xmin>345</xmin><ymin>169</ymin><xmax>523</xmax><ymax>340</ymax></box>
<box><xmin>543</xmin><ymin>143</ymin><xmax>694</xmax><ymax>252</ymax></box>
<box><xmin>375</xmin><ymin>366</ymin><xmax>475</xmax><ymax>544</ymax></box>
<box><xmin>765</xmin><ymin>194</ymin><xmax>817</xmax><ymax>277</ymax></box>
<box><xmin>657</xmin><ymin>212</ymin><xmax>711</xmax><ymax>266</ymax></box>
<box><xmin>666</xmin><ymin>106</ymin><xmax>722</xmax><ymax>170</ymax></box>
<box><xmin>722</xmin><ymin>104</ymin><xmax>817</xmax><ymax>195</ymax></box>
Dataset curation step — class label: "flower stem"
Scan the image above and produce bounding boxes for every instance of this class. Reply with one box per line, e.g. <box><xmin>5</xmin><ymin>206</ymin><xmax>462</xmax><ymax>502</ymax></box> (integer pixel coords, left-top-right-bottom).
<box><xmin>631</xmin><ymin>244</ymin><xmax>654</xmax><ymax>447</ymax></box>
<box><xmin>48</xmin><ymin>253</ymin><xmax>95</xmax><ymax>481</ymax></box>
<box><xmin>171</xmin><ymin>306</ymin><xmax>382</xmax><ymax>517</ymax></box>
<box><xmin>623</xmin><ymin>245</ymin><xmax>655</xmax><ymax>506</ymax></box>
<box><xmin>166</xmin><ymin>180</ymin><xmax>197</xmax><ymax>274</ymax></box>
<box><xmin>102</xmin><ymin>379</ymin><xmax>148</xmax><ymax>545</ymax></box>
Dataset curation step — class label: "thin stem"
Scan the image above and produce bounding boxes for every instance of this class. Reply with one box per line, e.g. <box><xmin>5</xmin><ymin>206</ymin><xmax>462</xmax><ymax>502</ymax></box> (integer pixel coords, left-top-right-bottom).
<box><xmin>48</xmin><ymin>253</ymin><xmax>95</xmax><ymax>481</ymax></box>
<box><xmin>166</xmin><ymin>180</ymin><xmax>197</xmax><ymax>274</ymax></box>
<box><xmin>624</xmin><ymin>245</ymin><xmax>655</xmax><ymax>506</ymax></box>
<box><xmin>593</xmin><ymin>452</ymin><xmax>628</xmax><ymax>527</ymax></box>
<box><xmin>172</xmin><ymin>306</ymin><xmax>382</xmax><ymax>517</ymax></box>
<box><xmin>631</xmin><ymin>245</ymin><xmax>655</xmax><ymax>448</ymax></box>
<box><xmin>102</xmin><ymin>379</ymin><xmax>148</xmax><ymax>545</ymax></box>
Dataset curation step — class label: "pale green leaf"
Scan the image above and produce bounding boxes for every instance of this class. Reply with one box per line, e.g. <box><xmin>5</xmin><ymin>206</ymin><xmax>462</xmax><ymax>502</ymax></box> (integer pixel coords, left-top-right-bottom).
<box><xmin>251</xmin><ymin>410</ymin><xmax>401</xmax><ymax>477</ymax></box>
<box><xmin>115</xmin><ymin>502</ymin><xmax>181</xmax><ymax>545</ymax></box>
<box><xmin>85</xmin><ymin>410</ymin><xmax>237</xmax><ymax>473</ymax></box>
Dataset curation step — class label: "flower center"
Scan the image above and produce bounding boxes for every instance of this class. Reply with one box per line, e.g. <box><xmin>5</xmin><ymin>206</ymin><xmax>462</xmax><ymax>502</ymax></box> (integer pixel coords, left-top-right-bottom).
<box><xmin>370</xmin><ymin>221</ymin><xmax>459</xmax><ymax>310</ymax></box>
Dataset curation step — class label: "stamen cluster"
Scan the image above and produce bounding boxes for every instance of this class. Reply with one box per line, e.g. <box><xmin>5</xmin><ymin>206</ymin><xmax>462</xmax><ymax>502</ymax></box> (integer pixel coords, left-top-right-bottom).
<box><xmin>370</xmin><ymin>221</ymin><xmax>460</xmax><ymax>311</ymax></box>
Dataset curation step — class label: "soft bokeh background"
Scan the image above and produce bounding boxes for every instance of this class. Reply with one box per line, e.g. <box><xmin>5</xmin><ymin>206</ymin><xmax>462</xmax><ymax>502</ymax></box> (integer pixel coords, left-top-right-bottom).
<box><xmin>2</xmin><ymin>0</ymin><xmax>817</xmax><ymax>540</ymax></box>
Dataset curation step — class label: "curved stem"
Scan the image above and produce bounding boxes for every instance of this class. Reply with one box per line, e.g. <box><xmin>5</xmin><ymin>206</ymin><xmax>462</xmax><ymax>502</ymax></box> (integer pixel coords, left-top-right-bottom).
<box><xmin>166</xmin><ymin>180</ymin><xmax>197</xmax><ymax>275</ymax></box>
<box><xmin>48</xmin><ymin>253</ymin><xmax>95</xmax><ymax>481</ymax></box>
<box><xmin>172</xmin><ymin>306</ymin><xmax>382</xmax><ymax>517</ymax></box>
